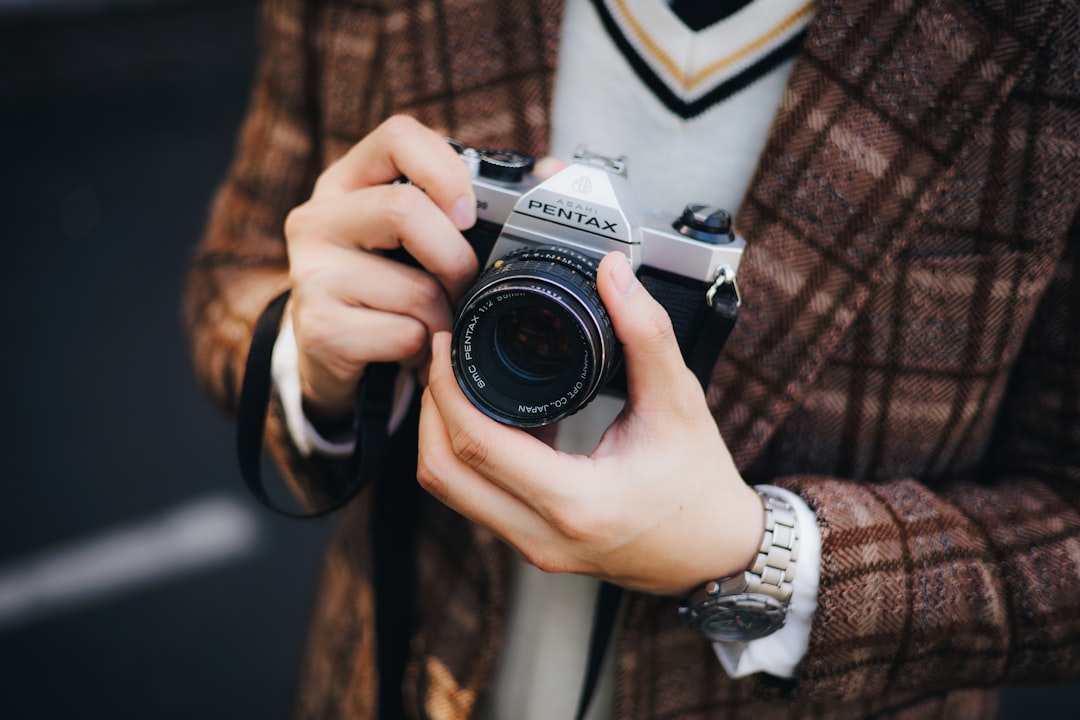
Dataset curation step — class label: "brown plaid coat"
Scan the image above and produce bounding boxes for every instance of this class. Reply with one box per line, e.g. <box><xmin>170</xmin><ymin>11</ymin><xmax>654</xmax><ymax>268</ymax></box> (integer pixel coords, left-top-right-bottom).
<box><xmin>185</xmin><ymin>0</ymin><xmax>1080</xmax><ymax>717</ymax></box>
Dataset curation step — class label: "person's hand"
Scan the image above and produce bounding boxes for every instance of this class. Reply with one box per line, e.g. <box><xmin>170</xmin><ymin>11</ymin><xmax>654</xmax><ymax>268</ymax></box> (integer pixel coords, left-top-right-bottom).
<box><xmin>283</xmin><ymin>116</ymin><xmax>479</xmax><ymax>426</ymax></box>
<box><xmin>417</xmin><ymin>251</ymin><xmax>763</xmax><ymax>596</ymax></box>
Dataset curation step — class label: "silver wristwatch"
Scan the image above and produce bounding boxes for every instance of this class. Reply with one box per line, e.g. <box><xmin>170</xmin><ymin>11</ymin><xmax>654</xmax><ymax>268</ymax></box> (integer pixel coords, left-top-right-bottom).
<box><xmin>679</xmin><ymin>489</ymin><xmax>799</xmax><ymax>642</ymax></box>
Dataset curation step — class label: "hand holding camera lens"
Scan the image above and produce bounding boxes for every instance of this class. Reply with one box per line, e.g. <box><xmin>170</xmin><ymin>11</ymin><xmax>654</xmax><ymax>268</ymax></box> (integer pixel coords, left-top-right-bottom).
<box><xmin>418</xmin><ymin>251</ymin><xmax>762</xmax><ymax>596</ymax></box>
<box><xmin>282</xmin><ymin>116</ymin><xmax>480</xmax><ymax>426</ymax></box>
<box><xmin>282</xmin><ymin>116</ymin><xmax>758</xmax><ymax>591</ymax></box>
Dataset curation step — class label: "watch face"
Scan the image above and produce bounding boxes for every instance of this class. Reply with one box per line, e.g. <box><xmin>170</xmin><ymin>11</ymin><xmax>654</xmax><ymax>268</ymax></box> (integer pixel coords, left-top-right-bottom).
<box><xmin>702</xmin><ymin>608</ymin><xmax>780</xmax><ymax>642</ymax></box>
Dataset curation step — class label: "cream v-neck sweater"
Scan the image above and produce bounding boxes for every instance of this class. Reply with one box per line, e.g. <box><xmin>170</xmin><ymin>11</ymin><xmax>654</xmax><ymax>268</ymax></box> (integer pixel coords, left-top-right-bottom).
<box><xmin>481</xmin><ymin>2</ymin><xmax>818</xmax><ymax>719</ymax></box>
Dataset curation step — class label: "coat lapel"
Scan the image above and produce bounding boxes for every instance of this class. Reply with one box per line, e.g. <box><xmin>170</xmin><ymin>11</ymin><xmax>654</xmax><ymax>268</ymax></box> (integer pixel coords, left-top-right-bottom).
<box><xmin>707</xmin><ymin>0</ymin><xmax>1067</xmax><ymax>468</ymax></box>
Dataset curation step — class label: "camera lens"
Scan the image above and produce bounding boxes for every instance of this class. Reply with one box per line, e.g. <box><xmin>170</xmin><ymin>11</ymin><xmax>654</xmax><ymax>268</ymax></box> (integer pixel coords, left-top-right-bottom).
<box><xmin>494</xmin><ymin>306</ymin><xmax>576</xmax><ymax>384</ymax></box>
<box><xmin>451</xmin><ymin>246</ymin><xmax>620</xmax><ymax>427</ymax></box>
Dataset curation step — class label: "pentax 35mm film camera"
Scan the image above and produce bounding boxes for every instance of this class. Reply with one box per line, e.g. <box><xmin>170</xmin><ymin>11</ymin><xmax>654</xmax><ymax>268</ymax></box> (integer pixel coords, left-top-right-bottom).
<box><xmin>446</xmin><ymin>142</ymin><xmax>745</xmax><ymax>428</ymax></box>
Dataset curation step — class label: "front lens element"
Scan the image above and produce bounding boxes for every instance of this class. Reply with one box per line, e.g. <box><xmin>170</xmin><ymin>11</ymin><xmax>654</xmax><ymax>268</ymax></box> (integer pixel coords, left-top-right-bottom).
<box><xmin>494</xmin><ymin>306</ymin><xmax>576</xmax><ymax>385</ymax></box>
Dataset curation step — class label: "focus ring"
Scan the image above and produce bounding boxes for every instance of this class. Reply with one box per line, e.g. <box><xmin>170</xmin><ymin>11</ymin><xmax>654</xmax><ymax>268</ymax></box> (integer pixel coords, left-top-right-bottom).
<box><xmin>486</xmin><ymin>246</ymin><xmax>612</xmax><ymax>340</ymax></box>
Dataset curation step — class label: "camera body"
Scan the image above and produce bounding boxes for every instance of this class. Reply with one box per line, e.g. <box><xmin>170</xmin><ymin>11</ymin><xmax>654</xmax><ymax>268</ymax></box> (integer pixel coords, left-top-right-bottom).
<box><xmin>449</xmin><ymin>144</ymin><xmax>745</xmax><ymax>427</ymax></box>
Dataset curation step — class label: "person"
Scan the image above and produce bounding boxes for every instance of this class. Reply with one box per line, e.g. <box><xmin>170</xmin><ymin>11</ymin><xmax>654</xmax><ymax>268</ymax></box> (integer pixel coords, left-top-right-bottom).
<box><xmin>184</xmin><ymin>0</ymin><xmax>1080</xmax><ymax>718</ymax></box>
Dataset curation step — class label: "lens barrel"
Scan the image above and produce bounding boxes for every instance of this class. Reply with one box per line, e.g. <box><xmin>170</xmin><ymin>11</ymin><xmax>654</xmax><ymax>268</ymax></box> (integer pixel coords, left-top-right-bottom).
<box><xmin>451</xmin><ymin>246</ymin><xmax>619</xmax><ymax>427</ymax></box>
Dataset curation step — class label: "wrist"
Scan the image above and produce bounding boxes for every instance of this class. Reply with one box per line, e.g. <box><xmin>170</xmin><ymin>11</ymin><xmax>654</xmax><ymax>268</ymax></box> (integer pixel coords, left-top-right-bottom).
<box><xmin>729</xmin><ymin>483</ymin><xmax>768</xmax><ymax>577</ymax></box>
<box><xmin>685</xmin><ymin>482</ymin><xmax>763</xmax><ymax>592</ymax></box>
<box><xmin>297</xmin><ymin>363</ymin><xmax>361</xmax><ymax>431</ymax></box>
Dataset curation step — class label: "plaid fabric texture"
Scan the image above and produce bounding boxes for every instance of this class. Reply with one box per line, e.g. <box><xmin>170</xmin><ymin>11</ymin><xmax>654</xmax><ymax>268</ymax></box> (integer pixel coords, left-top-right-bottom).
<box><xmin>184</xmin><ymin>0</ymin><xmax>1080</xmax><ymax>717</ymax></box>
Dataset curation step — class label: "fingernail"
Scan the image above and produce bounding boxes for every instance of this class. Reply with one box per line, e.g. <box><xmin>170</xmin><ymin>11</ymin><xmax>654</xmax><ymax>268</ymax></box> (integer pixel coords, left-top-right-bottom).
<box><xmin>610</xmin><ymin>255</ymin><xmax>638</xmax><ymax>297</ymax></box>
<box><xmin>449</xmin><ymin>196</ymin><xmax>477</xmax><ymax>230</ymax></box>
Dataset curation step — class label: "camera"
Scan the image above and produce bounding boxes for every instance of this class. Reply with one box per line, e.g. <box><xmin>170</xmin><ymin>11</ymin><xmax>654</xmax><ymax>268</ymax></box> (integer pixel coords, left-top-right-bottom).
<box><xmin>447</xmin><ymin>142</ymin><xmax>745</xmax><ymax>428</ymax></box>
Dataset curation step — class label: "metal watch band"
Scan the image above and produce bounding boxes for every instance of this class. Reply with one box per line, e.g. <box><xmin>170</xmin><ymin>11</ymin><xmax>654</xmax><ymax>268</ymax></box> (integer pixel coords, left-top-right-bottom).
<box><xmin>679</xmin><ymin>489</ymin><xmax>800</xmax><ymax>641</ymax></box>
<box><xmin>748</xmin><ymin>491</ymin><xmax>799</xmax><ymax>602</ymax></box>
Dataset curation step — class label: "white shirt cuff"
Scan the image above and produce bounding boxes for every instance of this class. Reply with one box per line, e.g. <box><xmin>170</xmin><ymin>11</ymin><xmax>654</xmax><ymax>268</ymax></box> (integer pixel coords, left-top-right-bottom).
<box><xmin>270</xmin><ymin>313</ymin><xmax>415</xmax><ymax>458</ymax></box>
<box><xmin>711</xmin><ymin>484</ymin><xmax>820</xmax><ymax>679</ymax></box>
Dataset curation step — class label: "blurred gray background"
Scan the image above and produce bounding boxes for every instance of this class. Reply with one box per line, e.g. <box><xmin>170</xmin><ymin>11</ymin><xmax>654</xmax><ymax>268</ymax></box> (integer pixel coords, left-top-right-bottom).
<box><xmin>0</xmin><ymin>1</ymin><xmax>1077</xmax><ymax>718</ymax></box>
<box><xmin>0</xmin><ymin>1</ymin><xmax>334</xmax><ymax>717</ymax></box>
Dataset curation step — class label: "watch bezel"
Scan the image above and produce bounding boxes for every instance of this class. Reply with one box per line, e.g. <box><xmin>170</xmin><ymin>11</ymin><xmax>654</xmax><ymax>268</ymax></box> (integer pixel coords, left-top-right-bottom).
<box><xmin>679</xmin><ymin>589</ymin><xmax>787</xmax><ymax>642</ymax></box>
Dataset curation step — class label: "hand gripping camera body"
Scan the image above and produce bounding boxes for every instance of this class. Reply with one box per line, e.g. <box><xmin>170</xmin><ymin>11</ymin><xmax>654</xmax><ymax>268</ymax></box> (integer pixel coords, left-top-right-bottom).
<box><xmin>449</xmin><ymin>144</ymin><xmax>745</xmax><ymax>428</ymax></box>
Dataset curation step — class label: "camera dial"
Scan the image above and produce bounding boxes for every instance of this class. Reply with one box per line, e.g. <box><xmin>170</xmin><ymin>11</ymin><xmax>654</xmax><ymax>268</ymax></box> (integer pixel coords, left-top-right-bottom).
<box><xmin>478</xmin><ymin>148</ymin><xmax>535</xmax><ymax>183</ymax></box>
<box><xmin>674</xmin><ymin>204</ymin><xmax>735</xmax><ymax>244</ymax></box>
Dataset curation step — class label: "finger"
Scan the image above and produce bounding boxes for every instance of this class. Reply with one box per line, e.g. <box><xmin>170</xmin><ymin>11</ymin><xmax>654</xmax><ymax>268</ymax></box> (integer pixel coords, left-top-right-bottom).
<box><xmin>426</xmin><ymin>332</ymin><xmax>571</xmax><ymax>499</ymax></box>
<box><xmin>595</xmin><ymin>252</ymin><xmax>699</xmax><ymax>410</ymax></box>
<box><xmin>288</xmin><ymin>184</ymin><xmax>478</xmax><ymax>301</ymax></box>
<box><xmin>314</xmin><ymin>115</ymin><xmax>477</xmax><ymax>230</ymax></box>
<box><xmin>417</xmin><ymin>385</ymin><xmax>598</xmax><ymax>577</ymax></box>
<box><xmin>295</xmin><ymin>302</ymin><xmax>433</xmax><ymax>375</ymax></box>
<box><xmin>291</xmin><ymin>246</ymin><xmax>455</xmax><ymax>339</ymax></box>
<box><xmin>295</xmin><ymin>303</ymin><xmax>432</xmax><ymax>416</ymax></box>
<box><xmin>417</xmin><ymin>386</ymin><xmax>541</xmax><ymax>536</ymax></box>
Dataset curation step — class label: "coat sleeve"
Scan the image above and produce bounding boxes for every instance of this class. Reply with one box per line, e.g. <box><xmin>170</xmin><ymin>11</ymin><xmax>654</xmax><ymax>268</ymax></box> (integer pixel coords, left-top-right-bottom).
<box><xmin>183</xmin><ymin>0</ymin><xmax>381</xmax><ymax>508</ymax></box>
<box><xmin>778</xmin><ymin>209</ymin><xmax>1080</xmax><ymax>703</ymax></box>
<box><xmin>736</xmin><ymin>6</ymin><xmax>1080</xmax><ymax>706</ymax></box>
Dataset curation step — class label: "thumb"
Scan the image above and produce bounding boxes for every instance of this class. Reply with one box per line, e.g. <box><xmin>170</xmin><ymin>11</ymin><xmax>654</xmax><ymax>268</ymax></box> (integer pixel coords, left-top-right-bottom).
<box><xmin>596</xmin><ymin>252</ymin><xmax>697</xmax><ymax>409</ymax></box>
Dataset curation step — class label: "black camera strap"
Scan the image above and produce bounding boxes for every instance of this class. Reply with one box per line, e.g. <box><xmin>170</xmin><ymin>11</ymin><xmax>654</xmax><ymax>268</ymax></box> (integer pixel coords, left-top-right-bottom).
<box><xmin>237</xmin><ymin>288</ymin><xmax>398</xmax><ymax>519</ymax></box>
<box><xmin>573</xmin><ymin>580</ymin><xmax>623</xmax><ymax>720</ymax></box>
<box><xmin>237</xmin><ymin>288</ymin><xmax>415</xmax><ymax>720</ymax></box>
<box><xmin>689</xmin><ymin>272</ymin><xmax>741</xmax><ymax>387</ymax></box>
